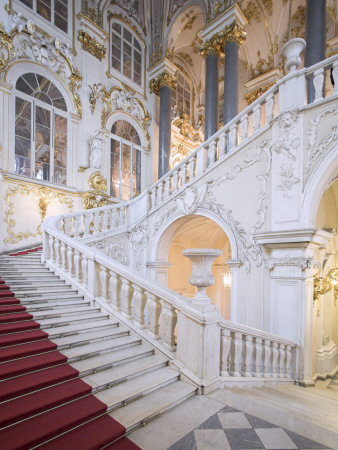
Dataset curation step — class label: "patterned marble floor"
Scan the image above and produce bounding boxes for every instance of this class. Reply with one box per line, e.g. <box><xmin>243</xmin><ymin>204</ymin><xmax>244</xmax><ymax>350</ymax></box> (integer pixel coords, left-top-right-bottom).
<box><xmin>167</xmin><ymin>405</ymin><xmax>332</xmax><ymax>450</ymax></box>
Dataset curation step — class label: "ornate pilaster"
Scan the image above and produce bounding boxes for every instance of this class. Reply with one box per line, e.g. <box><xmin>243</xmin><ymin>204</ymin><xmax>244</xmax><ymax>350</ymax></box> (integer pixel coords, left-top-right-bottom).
<box><xmin>149</xmin><ymin>59</ymin><xmax>177</xmax><ymax>178</ymax></box>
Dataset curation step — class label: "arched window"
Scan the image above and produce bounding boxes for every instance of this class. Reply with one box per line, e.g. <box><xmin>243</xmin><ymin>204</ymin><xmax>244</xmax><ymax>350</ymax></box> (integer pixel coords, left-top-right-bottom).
<box><xmin>18</xmin><ymin>0</ymin><xmax>69</xmax><ymax>33</ymax></box>
<box><xmin>170</xmin><ymin>71</ymin><xmax>192</xmax><ymax>117</ymax></box>
<box><xmin>110</xmin><ymin>120</ymin><xmax>142</xmax><ymax>201</ymax></box>
<box><xmin>111</xmin><ymin>23</ymin><xmax>142</xmax><ymax>86</ymax></box>
<box><xmin>14</xmin><ymin>73</ymin><xmax>68</xmax><ymax>185</ymax></box>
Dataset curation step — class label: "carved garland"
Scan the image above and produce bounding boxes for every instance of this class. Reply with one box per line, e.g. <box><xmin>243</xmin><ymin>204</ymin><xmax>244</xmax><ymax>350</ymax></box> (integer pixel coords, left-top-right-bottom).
<box><xmin>199</xmin><ymin>21</ymin><xmax>246</xmax><ymax>58</ymax></box>
<box><xmin>78</xmin><ymin>30</ymin><xmax>106</xmax><ymax>61</ymax></box>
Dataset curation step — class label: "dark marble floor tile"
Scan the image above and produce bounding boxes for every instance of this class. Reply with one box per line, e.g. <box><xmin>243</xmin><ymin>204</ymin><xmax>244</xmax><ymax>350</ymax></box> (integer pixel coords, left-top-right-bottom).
<box><xmin>245</xmin><ymin>413</ymin><xmax>278</xmax><ymax>429</ymax></box>
<box><xmin>167</xmin><ymin>430</ymin><xmax>197</xmax><ymax>450</ymax></box>
<box><xmin>197</xmin><ymin>413</ymin><xmax>223</xmax><ymax>430</ymax></box>
<box><xmin>284</xmin><ymin>429</ymin><xmax>330</xmax><ymax>449</ymax></box>
<box><xmin>225</xmin><ymin>428</ymin><xmax>264</xmax><ymax>449</ymax></box>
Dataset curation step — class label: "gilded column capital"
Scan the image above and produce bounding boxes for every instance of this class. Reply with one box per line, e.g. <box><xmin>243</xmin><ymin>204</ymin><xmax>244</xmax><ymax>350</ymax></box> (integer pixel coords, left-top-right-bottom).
<box><xmin>199</xmin><ymin>20</ymin><xmax>246</xmax><ymax>57</ymax></box>
<box><xmin>149</xmin><ymin>70</ymin><xmax>177</xmax><ymax>96</ymax></box>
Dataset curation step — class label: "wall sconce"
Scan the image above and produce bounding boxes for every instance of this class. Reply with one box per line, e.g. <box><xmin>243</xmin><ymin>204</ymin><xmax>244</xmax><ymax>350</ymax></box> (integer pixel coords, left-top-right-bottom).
<box><xmin>223</xmin><ymin>269</ymin><xmax>232</xmax><ymax>289</ymax></box>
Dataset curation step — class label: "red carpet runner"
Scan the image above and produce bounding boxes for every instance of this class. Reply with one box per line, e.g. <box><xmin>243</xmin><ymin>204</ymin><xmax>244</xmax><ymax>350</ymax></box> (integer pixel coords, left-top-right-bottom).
<box><xmin>0</xmin><ymin>248</ymin><xmax>141</xmax><ymax>450</ymax></box>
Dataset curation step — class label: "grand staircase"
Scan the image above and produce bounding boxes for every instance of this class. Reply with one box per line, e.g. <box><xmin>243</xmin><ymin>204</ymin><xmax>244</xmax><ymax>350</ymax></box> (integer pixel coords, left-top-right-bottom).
<box><xmin>0</xmin><ymin>249</ymin><xmax>197</xmax><ymax>449</ymax></box>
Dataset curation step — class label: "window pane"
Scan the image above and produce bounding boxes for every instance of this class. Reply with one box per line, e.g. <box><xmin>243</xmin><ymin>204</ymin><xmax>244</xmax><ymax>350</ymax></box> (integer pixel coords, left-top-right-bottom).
<box><xmin>123</xmin><ymin>28</ymin><xmax>132</xmax><ymax>43</ymax></box>
<box><xmin>53</xmin><ymin>97</ymin><xmax>67</xmax><ymax>111</ymax></box>
<box><xmin>22</xmin><ymin>73</ymin><xmax>38</xmax><ymax>92</ymax></box>
<box><xmin>123</xmin><ymin>56</ymin><xmax>132</xmax><ymax>78</ymax></box>
<box><xmin>34</xmin><ymin>91</ymin><xmax>52</xmax><ymax>104</ymax></box>
<box><xmin>54</xmin><ymin>116</ymin><xmax>67</xmax><ymax>150</ymax></box>
<box><xmin>55</xmin><ymin>13</ymin><xmax>68</xmax><ymax>33</ymax></box>
<box><xmin>37</xmin><ymin>76</ymin><xmax>51</xmax><ymax>94</ymax></box>
<box><xmin>55</xmin><ymin>0</ymin><xmax>68</xmax><ymax>17</ymax></box>
<box><xmin>123</xmin><ymin>42</ymin><xmax>132</xmax><ymax>57</ymax></box>
<box><xmin>15</xmin><ymin>154</ymin><xmax>31</xmax><ymax>176</ymax></box>
<box><xmin>16</xmin><ymin>97</ymin><xmax>31</xmax><ymax>120</ymax></box>
<box><xmin>133</xmin><ymin>148</ymin><xmax>141</xmax><ymax>196</ymax></box>
<box><xmin>15</xmin><ymin>117</ymin><xmax>31</xmax><ymax>140</ymax></box>
<box><xmin>112</xmin><ymin>23</ymin><xmax>121</xmax><ymax>35</ymax></box>
<box><xmin>16</xmin><ymin>77</ymin><xmax>33</xmax><ymax>95</ymax></box>
<box><xmin>37</xmin><ymin>0</ymin><xmax>51</xmax><ymax>21</ymax></box>
<box><xmin>121</xmin><ymin>144</ymin><xmax>131</xmax><ymax>200</ymax></box>
<box><xmin>110</xmin><ymin>139</ymin><xmax>120</xmax><ymax>198</ymax></box>
<box><xmin>134</xmin><ymin>39</ymin><xmax>141</xmax><ymax>52</ymax></box>
<box><xmin>35</xmin><ymin>106</ymin><xmax>50</xmax><ymax>127</ymax></box>
<box><xmin>19</xmin><ymin>0</ymin><xmax>33</xmax><ymax>7</ymax></box>
<box><xmin>15</xmin><ymin>136</ymin><xmax>31</xmax><ymax>158</ymax></box>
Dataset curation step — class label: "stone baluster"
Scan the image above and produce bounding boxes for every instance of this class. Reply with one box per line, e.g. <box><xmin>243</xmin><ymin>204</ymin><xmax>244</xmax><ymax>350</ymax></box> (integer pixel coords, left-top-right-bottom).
<box><xmin>93</xmin><ymin>212</ymin><xmax>100</xmax><ymax>235</ymax></box>
<box><xmin>147</xmin><ymin>293</ymin><xmax>162</xmax><ymax>340</ymax></box>
<box><xmin>285</xmin><ymin>344</ymin><xmax>292</xmax><ymax>377</ymax></box>
<box><xmin>313</xmin><ymin>67</ymin><xmax>324</xmax><ymax>101</ymax></box>
<box><xmin>333</xmin><ymin>60</ymin><xmax>338</xmax><ymax>93</ymax></box>
<box><xmin>180</xmin><ymin>163</ymin><xmax>187</xmax><ymax>185</ymax></box>
<box><xmin>120</xmin><ymin>278</ymin><xmax>133</xmax><ymax>319</ymax></box>
<box><xmin>220</xmin><ymin>328</ymin><xmax>231</xmax><ymax>376</ymax></box>
<box><xmin>54</xmin><ymin>239</ymin><xmax>61</xmax><ymax>266</ymax></box>
<box><xmin>240</xmin><ymin>114</ymin><xmax>248</xmax><ymax>141</ymax></box>
<box><xmin>81</xmin><ymin>256</ymin><xmax>88</xmax><ymax>287</ymax></box>
<box><xmin>132</xmin><ymin>284</ymin><xmax>147</xmax><ymax>329</ymax></box>
<box><xmin>265</xmin><ymin>93</ymin><xmax>274</xmax><ymax>123</ymax></box>
<box><xmin>74</xmin><ymin>250</ymin><xmax>81</xmax><ymax>281</ymax></box>
<box><xmin>119</xmin><ymin>206</ymin><xmax>126</xmax><ymax>227</ymax></box>
<box><xmin>84</xmin><ymin>213</ymin><xmax>91</xmax><ymax>236</ymax></box>
<box><xmin>64</xmin><ymin>217</ymin><xmax>71</xmax><ymax>236</ymax></box>
<box><xmin>102</xmin><ymin>211</ymin><xmax>109</xmax><ymax>233</ymax></box>
<box><xmin>253</xmin><ymin>337</ymin><xmax>263</xmax><ymax>377</ymax></box>
<box><xmin>111</xmin><ymin>209</ymin><xmax>119</xmax><ymax>228</ymax></box>
<box><xmin>271</xmin><ymin>341</ymin><xmax>279</xmax><ymax>377</ymax></box>
<box><xmin>241</xmin><ymin>334</ymin><xmax>254</xmax><ymax>377</ymax></box>
<box><xmin>109</xmin><ymin>270</ymin><xmax>121</xmax><ymax>310</ymax></box>
<box><xmin>278</xmin><ymin>343</ymin><xmax>286</xmax><ymax>377</ymax></box>
<box><xmin>172</xmin><ymin>170</ymin><xmax>179</xmax><ymax>192</ymax></box>
<box><xmin>49</xmin><ymin>235</ymin><xmax>55</xmax><ymax>262</ymax></box>
<box><xmin>151</xmin><ymin>187</ymin><xmax>157</xmax><ymax>209</ymax></box>
<box><xmin>74</xmin><ymin>215</ymin><xmax>82</xmax><ymax>237</ymax></box>
<box><xmin>161</xmin><ymin>299</ymin><xmax>177</xmax><ymax>352</ymax></box>
<box><xmin>196</xmin><ymin>146</ymin><xmax>207</xmax><ymax>174</ymax></box>
<box><xmin>67</xmin><ymin>245</ymin><xmax>74</xmax><ymax>275</ymax></box>
<box><xmin>188</xmin><ymin>156</ymin><xmax>196</xmax><ymax>180</ymax></box>
<box><xmin>228</xmin><ymin>124</ymin><xmax>237</xmax><ymax>151</ymax></box>
<box><xmin>230</xmin><ymin>331</ymin><xmax>243</xmax><ymax>376</ymax></box>
<box><xmin>262</xmin><ymin>339</ymin><xmax>272</xmax><ymax>377</ymax></box>
<box><xmin>99</xmin><ymin>266</ymin><xmax>108</xmax><ymax>301</ymax></box>
<box><xmin>164</xmin><ymin>176</ymin><xmax>171</xmax><ymax>199</ymax></box>
<box><xmin>208</xmin><ymin>141</ymin><xmax>217</xmax><ymax>166</ymax></box>
<box><xmin>156</xmin><ymin>183</ymin><xmax>163</xmax><ymax>205</ymax></box>
<box><xmin>60</xmin><ymin>242</ymin><xmax>67</xmax><ymax>271</ymax></box>
<box><xmin>218</xmin><ymin>131</ymin><xmax>227</xmax><ymax>158</ymax></box>
<box><xmin>253</xmin><ymin>104</ymin><xmax>261</xmax><ymax>132</ymax></box>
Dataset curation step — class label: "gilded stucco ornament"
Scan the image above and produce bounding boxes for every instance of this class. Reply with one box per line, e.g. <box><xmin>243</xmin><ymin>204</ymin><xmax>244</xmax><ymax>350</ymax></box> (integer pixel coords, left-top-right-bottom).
<box><xmin>83</xmin><ymin>171</ymin><xmax>109</xmax><ymax>210</ymax></box>
<box><xmin>88</xmin><ymin>171</ymin><xmax>107</xmax><ymax>192</ymax></box>
<box><xmin>244</xmin><ymin>81</ymin><xmax>275</xmax><ymax>104</ymax></box>
<box><xmin>172</xmin><ymin>111</ymin><xmax>203</xmax><ymax>142</ymax></box>
<box><xmin>1</xmin><ymin>13</ymin><xmax>82</xmax><ymax>116</ymax></box>
<box><xmin>149</xmin><ymin>70</ymin><xmax>177</xmax><ymax>96</ymax></box>
<box><xmin>78</xmin><ymin>30</ymin><xmax>106</xmax><ymax>61</ymax></box>
<box><xmin>0</xmin><ymin>24</ymin><xmax>15</xmax><ymax>74</ymax></box>
<box><xmin>4</xmin><ymin>184</ymin><xmax>73</xmax><ymax>244</ymax></box>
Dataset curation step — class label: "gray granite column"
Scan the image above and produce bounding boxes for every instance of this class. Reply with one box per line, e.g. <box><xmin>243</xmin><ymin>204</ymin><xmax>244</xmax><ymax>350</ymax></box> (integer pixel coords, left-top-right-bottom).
<box><xmin>205</xmin><ymin>53</ymin><xmax>219</xmax><ymax>140</ymax></box>
<box><xmin>305</xmin><ymin>0</ymin><xmax>326</xmax><ymax>103</ymax></box>
<box><xmin>158</xmin><ymin>85</ymin><xmax>171</xmax><ymax>178</ymax></box>
<box><xmin>223</xmin><ymin>41</ymin><xmax>239</xmax><ymax>125</ymax></box>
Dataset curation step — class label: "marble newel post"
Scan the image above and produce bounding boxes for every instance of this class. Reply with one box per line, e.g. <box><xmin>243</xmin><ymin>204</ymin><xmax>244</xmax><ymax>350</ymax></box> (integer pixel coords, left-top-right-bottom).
<box><xmin>149</xmin><ymin>59</ymin><xmax>177</xmax><ymax>178</ymax></box>
<box><xmin>305</xmin><ymin>0</ymin><xmax>326</xmax><ymax>103</ymax></box>
<box><xmin>198</xmin><ymin>5</ymin><xmax>247</xmax><ymax>141</ymax></box>
<box><xmin>173</xmin><ymin>249</ymin><xmax>222</xmax><ymax>393</ymax></box>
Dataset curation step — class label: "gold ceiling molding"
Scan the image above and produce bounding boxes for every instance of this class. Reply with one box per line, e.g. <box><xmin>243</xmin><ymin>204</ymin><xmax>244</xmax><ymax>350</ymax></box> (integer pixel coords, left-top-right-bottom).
<box><xmin>78</xmin><ymin>29</ymin><xmax>106</xmax><ymax>61</ymax></box>
<box><xmin>149</xmin><ymin>70</ymin><xmax>177</xmax><ymax>96</ymax></box>
<box><xmin>4</xmin><ymin>184</ymin><xmax>73</xmax><ymax>245</ymax></box>
<box><xmin>244</xmin><ymin>81</ymin><xmax>275</xmax><ymax>104</ymax></box>
<box><xmin>177</xmin><ymin>52</ymin><xmax>193</xmax><ymax>67</ymax></box>
<box><xmin>199</xmin><ymin>20</ymin><xmax>246</xmax><ymax>58</ymax></box>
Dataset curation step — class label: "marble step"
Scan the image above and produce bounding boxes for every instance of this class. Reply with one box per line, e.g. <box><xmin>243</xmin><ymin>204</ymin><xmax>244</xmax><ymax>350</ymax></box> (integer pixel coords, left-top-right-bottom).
<box><xmin>24</xmin><ymin>300</ymin><xmax>91</xmax><ymax>311</ymax></box>
<box><xmin>0</xmin><ymin>264</ymin><xmax>45</xmax><ymax>269</ymax></box>
<box><xmin>51</xmin><ymin>326</ymin><xmax>130</xmax><ymax>350</ymax></box>
<box><xmin>28</xmin><ymin>306</ymin><xmax>101</xmax><ymax>321</ymax></box>
<box><xmin>1</xmin><ymin>281</ymin><xmax>68</xmax><ymax>288</ymax></box>
<box><xmin>0</xmin><ymin>268</ymin><xmax>51</xmax><ymax>274</ymax></box>
<box><xmin>0</xmin><ymin>274</ymin><xmax>59</xmax><ymax>280</ymax></box>
<box><xmin>213</xmin><ymin>387</ymin><xmax>338</xmax><ymax>449</ymax></box>
<box><xmin>38</xmin><ymin>311</ymin><xmax>110</xmax><ymax>328</ymax></box>
<box><xmin>9</xmin><ymin>287</ymin><xmax>80</xmax><ymax>297</ymax></box>
<box><xmin>96</xmin><ymin>366</ymin><xmax>179</xmax><ymax>411</ymax></box>
<box><xmin>84</xmin><ymin>355</ymin><xmax>169</xmax><ymax>392</ymax></box>
<box><xmin>9</xmin><ymin>284</ymin><xmax>72</xmax><ymax>292</ymax></box>
<box><xmin>42</xmin><ymin>319</ymin><xmax>119</xmax><ymax>338</ymax></box>
<box><xmin>71</xmin><ymin>344</ymin><xmax>155</xmax><ymax>376</ymax></box>
<box><xmin>62</xmin><ymin>335</ymin><xmax>142</xmax><ymax>362</ymax></box>
<box><xmin>110</xmin><ymin>380</ymin><xmax>196</xmax><ymax>431</ymax></box>
<box><xmin>20</xmin><ymin>296</ymin><xmax>87</xmax><ymax>306</ymax></box>
<box><xmin>13</xmin><ymin>293</ymin><xmax>85</xmax><ymax>302</ymax></box>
